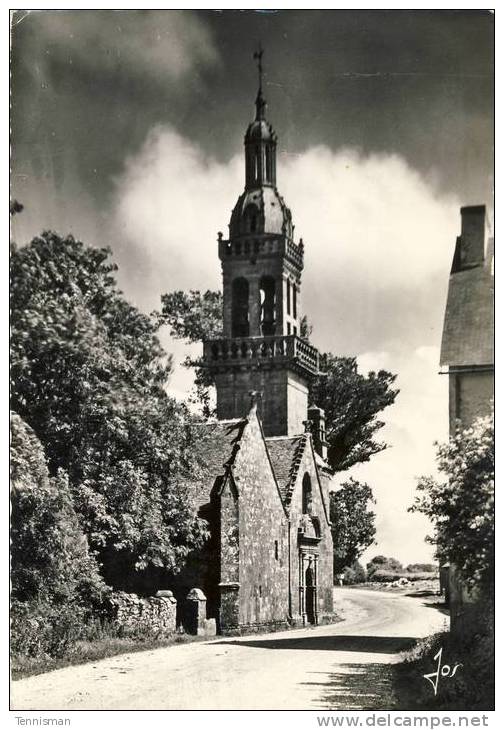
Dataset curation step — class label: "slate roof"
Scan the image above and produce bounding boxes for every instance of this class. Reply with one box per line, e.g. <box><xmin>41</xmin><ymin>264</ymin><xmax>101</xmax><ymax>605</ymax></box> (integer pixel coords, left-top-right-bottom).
<box><xmin>440</xmin><ymin>256</ymin><xmax>494</xmax><ymax>368</ymax></box>
<box><xmin>186</xmin><ymin>420</ymin><xmax>329</xmax><ymax>514</ymax></box>
<box><xmin>265</xmin><ymin>434</ymin><xmax>307</xmax><ymax>505</ymax></box>
<box><xmin>185</xmin><ymin>419</ymin><xmax>246</xmax><ymax>508</ymax></box>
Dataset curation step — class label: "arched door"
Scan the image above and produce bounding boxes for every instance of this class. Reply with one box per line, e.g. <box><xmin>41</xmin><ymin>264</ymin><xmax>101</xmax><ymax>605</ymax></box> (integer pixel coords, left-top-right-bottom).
<box><xmin>305</xmin><ymin>565</ymin><xmax>316</xmax><ymax>624</ymax></box>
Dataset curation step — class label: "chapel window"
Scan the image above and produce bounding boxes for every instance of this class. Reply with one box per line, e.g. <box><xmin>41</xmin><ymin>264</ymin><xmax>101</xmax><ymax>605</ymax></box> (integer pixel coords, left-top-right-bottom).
<box><xmin>302</xmin><ymin>473</ymin><xmax>313</xmax><ymax>515</ymax></box>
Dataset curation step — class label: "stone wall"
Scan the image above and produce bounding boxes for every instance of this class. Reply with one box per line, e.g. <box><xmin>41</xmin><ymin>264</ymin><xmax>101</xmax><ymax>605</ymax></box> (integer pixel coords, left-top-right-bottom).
<box><xmin>107</xmin><ymin>590</ymin><xmax>177</xmax><ymax>634</ymax></box>
<box><xmin>215</xmin><ymin>367</ymin><xmax>308</xmax><ymax>437</ymax></box>
<box><xmin>449</xmin><ymin>370</ymin><xmax>493</xmax><ymax>435</ymax></box>
<box><xmin>288</xmin><ymin>437</ymin><xmax>334</xmax><ymax>621</ymax></box>
<box><xmin>223</xmin><ymin>409</ymin><xmax>290</xmax><ymax>632</ymax></box>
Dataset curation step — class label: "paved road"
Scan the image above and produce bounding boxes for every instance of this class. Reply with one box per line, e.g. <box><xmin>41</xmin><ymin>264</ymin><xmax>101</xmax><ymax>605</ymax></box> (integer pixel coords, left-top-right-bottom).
<box><xmin>11</xmin><ymin>589</ymin><xmax>448</xmax><ymax>711</ymax></box>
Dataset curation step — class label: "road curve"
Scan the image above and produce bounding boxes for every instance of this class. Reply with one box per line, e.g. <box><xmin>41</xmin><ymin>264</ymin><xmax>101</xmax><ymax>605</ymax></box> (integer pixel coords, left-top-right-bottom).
<box><xmin>11</xmin><ymin>588</ymin><xmax>448</xmax><ymax>711</ymax></box>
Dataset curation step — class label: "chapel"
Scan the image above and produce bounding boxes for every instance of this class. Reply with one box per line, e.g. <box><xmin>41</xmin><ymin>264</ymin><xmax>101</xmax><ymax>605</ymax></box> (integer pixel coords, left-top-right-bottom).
<box><xmin>181</xmin><ymin>56</ymin><xmax>335</xmax><ymax>634</ymax></box>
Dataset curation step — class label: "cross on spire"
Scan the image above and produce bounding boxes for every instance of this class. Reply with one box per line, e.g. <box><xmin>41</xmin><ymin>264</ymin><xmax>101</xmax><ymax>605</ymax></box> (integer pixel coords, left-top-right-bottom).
<box><xmin>253</xmin><ymin>46</ymin><xmax>266</xmax><ymax>120</ymax></box>
<box><xmin>253</xmin><ymin>45</ymin><xmax>264</xmax><ymax>92</ymax></box>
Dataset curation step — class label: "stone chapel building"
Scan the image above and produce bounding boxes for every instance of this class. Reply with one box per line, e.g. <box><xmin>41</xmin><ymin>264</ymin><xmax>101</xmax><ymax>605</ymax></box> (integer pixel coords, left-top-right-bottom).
<box><xmin>179</xmin><ymin>70</ymin><xmax>335</xmax><ymax>635</ymax></box>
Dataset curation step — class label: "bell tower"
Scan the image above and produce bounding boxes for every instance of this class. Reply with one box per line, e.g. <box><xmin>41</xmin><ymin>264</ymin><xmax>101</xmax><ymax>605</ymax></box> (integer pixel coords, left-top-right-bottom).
<box><xmin>203</xmin><ymin>52</ymin><xmax>319</xmax><ymax>436</ymax></box>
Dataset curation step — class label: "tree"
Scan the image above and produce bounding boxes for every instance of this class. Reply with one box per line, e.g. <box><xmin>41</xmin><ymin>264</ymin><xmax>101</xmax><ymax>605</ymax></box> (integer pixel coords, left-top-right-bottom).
<box><xmin>342</xmin><ymin>560</ymin><xmax>367</xmax><ymax>585</ymax></box>
<box><xmin>313</xmin><ymin>354</ymin><xmax>398</xmax><ymax>471</ymax></box>
<box><xmin>10</xmin><ymin>232</ymin><xmax>208</xmax><ymax>585</ymax></box>
<box><xmin>10</xmin><ymin>412</ymin><xmax>105</xmax><ymax>608</ymax></box>
<box><xmin>366</xmin><ymin>555</ymin><xmax>403</xmax><ymax>579</ymax></box>
<box><xmin>160</xmin><ymin>290</ymin><xmax>223</xmax><ymax>342</ymax></box>
<box><xmin>159</xmin><ymin>290</ymin><xmax>399</xmax><ymax>471</ymax></box>
<box><xmin>329</xmin><ymin>478</ymin><xmax>376</xmax><ymax>574</ymax></box>
<box><xmin>410</xmin><ymin>412</ymin><xmax>494</xmax><ymax>594</ymax></box>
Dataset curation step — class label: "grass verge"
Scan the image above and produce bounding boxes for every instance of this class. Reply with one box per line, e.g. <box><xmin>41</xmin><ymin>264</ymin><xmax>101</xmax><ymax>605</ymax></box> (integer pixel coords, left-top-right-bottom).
<box><xmin>392</xmin><ymin>628</ymin><xmax>494</xmax><ymax>710</ymax></box>
<box><xmin>11</xmin><ymin>632</ymin><xmax>207</xmax><ymax>681</ymax></box>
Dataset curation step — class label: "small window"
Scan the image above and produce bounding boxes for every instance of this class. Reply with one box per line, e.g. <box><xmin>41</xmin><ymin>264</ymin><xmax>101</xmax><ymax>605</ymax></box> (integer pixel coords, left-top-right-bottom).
<box><xmin>302</xmin><ymin>473</ymin><xmax>313</xmax><ymax>515</ymax></box>
<box><xmin>274</xmin><ymin>540</ymin><xmax>279</xmax><ymax>560</ymax></box>
<box><xmin>293</xmin><ymin>286</ymin><xmax>297</xmax><ymax>319</ymax></box>
<box><xmin>265</xmin><ymin>146</ymin><xmax>272</xmax><ymax>182</ymax></box>
<box><xmin>287</xmin><ymin>322</ymin><xmax>291</xmax><ymax>335</ymax></box>
<box><xmin>286</xmin><ymin>279</ymin><xmax>291</xmax><ymax>315</ymax></box>
<box><xmin>293</xmin><ymin>325</ymin><xmax>297</xmax><ymax>337</ymax></box>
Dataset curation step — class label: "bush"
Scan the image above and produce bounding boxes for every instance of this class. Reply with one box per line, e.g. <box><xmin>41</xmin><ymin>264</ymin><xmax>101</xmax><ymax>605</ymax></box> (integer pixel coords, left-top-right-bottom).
<box><xmin>411</xmin><ymin>413</ymin><xmax>494</xmax><ymax>595</ymax></box>
<box><xmin>10</xmin><ymin>412</ymin><xmax>106</xmax><ymax>608</ymax></box>
<box><xmin>367</xmin><ymin>555</ymin><xmax>403</xmax><ymax>579</ymax></box>
<box><xmin>406</xmin><ymin>563</ymin><xmax>437</xmax><ymax>573</ymax></box>
<box><xmin>11</xmin><ymin>600</ymin><xmax>86</xmax><ymax>659</ymax></box>
<box><xmin>371</xmin><ymin>570</ymin><xmax>405</xmax><ymax>583</ymax></box>
<box><xmin>370</xmin><ymin>570</ymin><xmax>437</xmax><ymax>583</ymax></box>
<box><xmin>396</xmin><ymin>605</ymin><xmax>494</xmax><ymax>709</ymax></box>
<box><xmin>343</xmin><ymin>560</ymin><xmax>367</xmax><ymax>584</ymax></box>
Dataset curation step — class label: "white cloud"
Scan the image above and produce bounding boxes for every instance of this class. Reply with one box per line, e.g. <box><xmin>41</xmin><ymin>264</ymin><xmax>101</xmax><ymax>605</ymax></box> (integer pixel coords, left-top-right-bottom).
<box><xmin>111</xmin><ymin>126</ymin><xmax>460</xmax><ymax>564</ymax></box>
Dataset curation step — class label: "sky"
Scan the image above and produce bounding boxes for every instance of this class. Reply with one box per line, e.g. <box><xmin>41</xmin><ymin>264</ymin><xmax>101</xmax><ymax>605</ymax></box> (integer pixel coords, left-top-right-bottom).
<box><xmin>10</xmin><ymin>9</ymin><xmax>494</xmax><ymax>566</ymax></box>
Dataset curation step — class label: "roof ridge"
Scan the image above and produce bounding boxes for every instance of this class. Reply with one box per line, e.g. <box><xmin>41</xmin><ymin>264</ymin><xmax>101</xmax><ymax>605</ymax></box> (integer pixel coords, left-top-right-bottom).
<box><xmin>284</xmin><ymin>433</ymin><xmax>309</xmax><ymax>506</ymax></box>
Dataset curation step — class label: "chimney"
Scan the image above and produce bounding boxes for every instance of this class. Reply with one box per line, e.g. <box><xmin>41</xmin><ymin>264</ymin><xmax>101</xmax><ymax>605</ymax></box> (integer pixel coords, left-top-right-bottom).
<box><xmin>307</xmin><ymin>406</ymin><xmax>327</xmax><ymax>460</ymax></box>
<box><xmin>456</xmin><ymin>205</ymin><xmax>486</xmax><ymax>271</ymax></box>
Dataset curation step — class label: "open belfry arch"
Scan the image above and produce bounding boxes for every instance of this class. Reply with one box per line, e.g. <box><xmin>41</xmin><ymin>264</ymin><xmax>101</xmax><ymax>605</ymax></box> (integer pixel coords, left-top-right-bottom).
<box><xmin>181</xmin><ymin>52</ymin><xmax>335</xmax><ymax>634</ymax></box>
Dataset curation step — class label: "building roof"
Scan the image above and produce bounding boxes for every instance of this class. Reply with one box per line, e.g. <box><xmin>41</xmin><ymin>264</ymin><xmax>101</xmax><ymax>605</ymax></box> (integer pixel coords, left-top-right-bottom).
<box><xmin>229</xmin><ymin>185</ymin><xmax>293</xmax><ymax>239</ymax></box>
<box><xmin>440</xmin><ymin>261</ymin><xmax>494</xmax><ymax>368</ymax></box>
<box><xmin>185</xmin><ymin>419</ymin><xmax>246</xmax><ymax>508</ymax></box>
<box><xmin>264</xmin><ymin>434</ymin><xmax>307</xmax><ymax>505</ymax></box>
<box><xmin>186</xmin><ymin>417</ymin><xmax>331</xmax><ymax>517</ymax></box>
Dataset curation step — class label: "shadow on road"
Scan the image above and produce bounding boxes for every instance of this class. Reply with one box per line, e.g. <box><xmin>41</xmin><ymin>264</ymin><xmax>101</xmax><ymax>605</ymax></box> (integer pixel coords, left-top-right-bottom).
<box><xmin>213</xmin><ymin>635</ymin><xmax>417</xmax><ymax>653</ymax></box>
<box><xmin>303</xmin><ymin>663</ymin><xmax>398</xmax><ymax>710</ymax></box>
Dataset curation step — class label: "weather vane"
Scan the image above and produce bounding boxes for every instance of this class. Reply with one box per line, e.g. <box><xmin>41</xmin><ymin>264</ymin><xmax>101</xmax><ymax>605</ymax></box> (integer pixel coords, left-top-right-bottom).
<box><xmin>253</xmin><ymin>45</ymin><xmax>264</xmax><ymax>92</ymax></box>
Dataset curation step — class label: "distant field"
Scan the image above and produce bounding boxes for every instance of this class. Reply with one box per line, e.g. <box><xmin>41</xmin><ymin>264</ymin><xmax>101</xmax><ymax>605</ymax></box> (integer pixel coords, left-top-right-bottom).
<box><xmin>348</xmin><ymin>577</ymin><xmax>440</xmax><ymax>594</ymax></box>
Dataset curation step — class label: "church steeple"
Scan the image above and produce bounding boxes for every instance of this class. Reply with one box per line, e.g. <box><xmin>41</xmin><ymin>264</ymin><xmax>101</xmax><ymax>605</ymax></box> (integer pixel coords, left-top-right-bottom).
<box><xmin>203</xmin><ymin>53</ymin><xmax>319</xmax><ymax>437</ymax></box>
<box><xmin>244</xmin><ymin>49</ymin><xmax>277</xmax><ymax>190</ymax></box>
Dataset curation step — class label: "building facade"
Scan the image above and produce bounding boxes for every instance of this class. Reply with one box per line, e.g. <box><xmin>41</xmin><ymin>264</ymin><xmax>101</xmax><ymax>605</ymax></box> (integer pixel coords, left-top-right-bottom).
<box><xmin>180</xmin><ymin>71</ymin><xmax>335</xmax><ymax>635</ymax></box>
<box><xmin>440</xmin><ymin>205</ymin><xmax>494</xmax><ymax>433</ymax></box>
<box><xmin>440</xmin><ymin>204</ymin><xmax>494</xmax><ymax>636</ymax></box>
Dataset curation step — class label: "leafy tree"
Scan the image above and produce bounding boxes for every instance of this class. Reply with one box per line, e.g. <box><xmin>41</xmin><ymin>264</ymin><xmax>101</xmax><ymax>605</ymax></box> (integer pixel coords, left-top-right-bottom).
<box><xmin>313</xmin><ymin>354</ymin><xmax>398</xmax><ymax>471</ymax></box>
<box><xmin>10</xmin><ymin>411</ymin><xmax>105</xmax><ymax>607</ymax></box>
<box><xmin>410</xmin><ymin>412</ymin><xmax>494</xmax><ymax>594</ymax></box>
<box><xmin>329</xmin><ymin>478</ymin><xmax>376</xmax><ymax>574</ymax></box>
<box><xmin>10</xmin><ymin>232</ymin><xmax>208</xmax><ymax>585</ymax></box>
<box><xmin>159</xmin><ymin>290</ymin><xmax>399</xmax><ymax>471</ymax></box>
<box><xmin>342</xmin><ymin>560</ymin><xmax>367</xmax><ymax>585</ymax></box>
<box><xmin>160</xmin><ymin>290</ymin><xmax>223</xmax><ymax>342</ymax></box>
<box><xmin>366</xmin><ymin>555</ymin><xmax>403</xmax><ymax>579</ymax></box>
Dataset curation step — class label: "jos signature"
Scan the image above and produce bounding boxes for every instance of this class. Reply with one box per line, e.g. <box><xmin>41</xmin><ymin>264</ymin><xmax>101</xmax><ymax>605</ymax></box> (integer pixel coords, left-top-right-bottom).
<box><xmin>423</xmin><ymin>647</ymin><xmax>463</xmax><ymax>696</ymax></box>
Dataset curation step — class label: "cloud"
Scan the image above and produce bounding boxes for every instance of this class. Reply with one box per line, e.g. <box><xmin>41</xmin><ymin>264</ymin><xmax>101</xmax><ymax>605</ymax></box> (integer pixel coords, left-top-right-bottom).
<box><xmin>111</xmin><ymin>126</ymin><xmax>242</xmax><ymax>310</ymax></box>
<box><xmin>15</xmin><ymin>10</ymin><xmax>219</xmax><ymax>85</ymax></box>
<box><xmin>111</xmin><ymin>126</ymin><xmax>460</xmax><ymax>564</ymax></box>
<box><xmin>112</xmin><ymin>128</ymin><xmax>460</xmax><ymax>339</ymax></box>
<box><xmin>353</xmin><ymin>346</ymin><xmax>448</xmax><ymax>565</ymax></box>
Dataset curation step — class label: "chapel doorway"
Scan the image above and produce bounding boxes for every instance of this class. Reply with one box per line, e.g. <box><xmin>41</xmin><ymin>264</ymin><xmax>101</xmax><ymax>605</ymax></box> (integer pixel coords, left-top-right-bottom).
<box><xmin>305</xmin><ymin>565</ymin><xmax>316</xmax><ymax>624</ymax></box>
